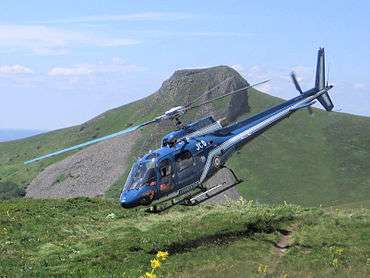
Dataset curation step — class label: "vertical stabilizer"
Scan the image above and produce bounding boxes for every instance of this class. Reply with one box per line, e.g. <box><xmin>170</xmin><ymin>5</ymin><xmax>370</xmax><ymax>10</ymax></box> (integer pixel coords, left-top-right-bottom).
<box><xmin>315</xmin><ymin>48</ymin><xmax>326</xmax><ymax>90</ymax></box>
<box><xmin>315</xmin><ymin>48</ymin><xmax>334</xmax><ymax>111</ymax></box>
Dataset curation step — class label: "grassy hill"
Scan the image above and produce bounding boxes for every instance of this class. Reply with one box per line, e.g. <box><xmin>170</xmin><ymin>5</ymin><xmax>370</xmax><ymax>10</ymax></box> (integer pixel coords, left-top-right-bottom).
<box><xmin>1</xmin><ymin>198</ymin><xmax>369</xmax><ymax>277</ymax></box>
<box><xmin>0</xmin><ymin>66</ymin><xmax>369</xmax><ymax>207</ymax></box>
<box><xmin>231</xmin><ymin>92</ymin><xmax>370</xmax><ymax>207</ymax></box>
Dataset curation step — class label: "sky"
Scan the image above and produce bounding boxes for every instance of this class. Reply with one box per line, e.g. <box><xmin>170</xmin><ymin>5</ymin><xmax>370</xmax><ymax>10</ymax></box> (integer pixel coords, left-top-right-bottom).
<box><xmin>0</xmin><ymin>0</ymin><xmax>369</xmax><ymax>130</ymax></box>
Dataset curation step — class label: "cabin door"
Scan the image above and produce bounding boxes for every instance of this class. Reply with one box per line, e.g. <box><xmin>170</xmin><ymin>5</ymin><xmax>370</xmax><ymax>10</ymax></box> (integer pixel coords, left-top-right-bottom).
<box><xmin>174</xmin><ymin>150</ymin><xmax>197</xmax><ymax>188</ymax></box>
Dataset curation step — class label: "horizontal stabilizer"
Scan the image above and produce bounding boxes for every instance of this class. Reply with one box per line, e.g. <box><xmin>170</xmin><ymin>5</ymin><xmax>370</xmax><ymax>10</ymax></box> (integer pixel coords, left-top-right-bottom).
<box><xmin>317</xmin><ymin>92</ymin><xmax>334</xmax><ymax>111</ymax></box>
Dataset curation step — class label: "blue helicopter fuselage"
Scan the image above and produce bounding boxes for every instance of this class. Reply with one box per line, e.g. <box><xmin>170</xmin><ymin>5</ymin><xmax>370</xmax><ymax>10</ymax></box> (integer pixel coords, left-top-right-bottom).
<box><xmin>120</xmin><ymin>85</ymin><xmax>333</xmax><ymax>208</ymax></box>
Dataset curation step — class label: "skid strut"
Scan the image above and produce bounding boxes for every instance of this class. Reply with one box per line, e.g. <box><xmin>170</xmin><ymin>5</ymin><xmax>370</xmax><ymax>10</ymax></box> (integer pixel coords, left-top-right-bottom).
<box><xmin>145</xmin><ymin>188</ymin><xmax>202</xmax><ymax>213</ymax></box>
<box><xmin>183</xmin><ymin>166</ymin><xmax>244</xmax><ymax>206</ymax></box>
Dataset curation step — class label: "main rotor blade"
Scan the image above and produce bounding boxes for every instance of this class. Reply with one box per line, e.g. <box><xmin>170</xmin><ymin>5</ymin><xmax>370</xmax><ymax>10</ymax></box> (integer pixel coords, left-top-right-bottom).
<box><xmin>24</xmin><ymin>119</ymin><xmax>158</xmax><ymax>164</ymax></box>
<box><xmin>187</xmin><ymin>79</ymin><xmax>270</xmax><ymax>110</ymax></box>
<box><xmin>185</xmin><ymin>76</ymin><xmax>234</xmax><ymax>108</ymax></box>
<box><xmin>290</xmin><ymin>72</ymin><xmax>303</xmax><ymax>94</ymax></box>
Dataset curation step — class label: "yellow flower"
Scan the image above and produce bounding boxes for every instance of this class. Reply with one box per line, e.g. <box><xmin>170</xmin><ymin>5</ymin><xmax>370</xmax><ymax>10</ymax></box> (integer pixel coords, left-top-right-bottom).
<box><xmin>151</xmin><ymin>258</ymin><xmax>161</xmax><ymax>269</ymax></box>
<box><xmin>145</xmin><ymin>272</ymin><xmax>156</xmax><ymax>278</ymax></box>
<box><xmin>282</xmin><ymin>274</ymin><xmax>289</xmax><ymax>278</ymax></box>
<box><xmin>332</xmin><ymin>258</ymin><xmax>339</xmax><ymax>268</ymax></box>
<box><xmin>257</xmin><ymin>264</ymin><xmax>268</xmax><ymax>273</ymax></box>
<box><xmin>156</xmin><ymin>251</ymin><xmax>169</xmax><ymax>261</ymax></box>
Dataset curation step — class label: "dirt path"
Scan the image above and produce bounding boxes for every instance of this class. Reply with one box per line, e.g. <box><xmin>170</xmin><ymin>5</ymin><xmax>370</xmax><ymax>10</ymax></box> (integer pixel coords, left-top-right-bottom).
<box><xmin>273</xmin><ymin>229</ymin><xmax>293</xmax><ymax>256</ymax></box>
<box><xmin>264</xmin><ymin>224</ymin><xmax>297</xmax><ymax>276</ymax></box>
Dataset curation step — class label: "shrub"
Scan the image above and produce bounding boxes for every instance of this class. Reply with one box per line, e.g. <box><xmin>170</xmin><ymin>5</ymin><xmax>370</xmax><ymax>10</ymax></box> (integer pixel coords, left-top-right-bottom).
<box><xmin>0</xmin><ymin>181</ymin><xmax>26</xmax><ymax>200</ymax></box>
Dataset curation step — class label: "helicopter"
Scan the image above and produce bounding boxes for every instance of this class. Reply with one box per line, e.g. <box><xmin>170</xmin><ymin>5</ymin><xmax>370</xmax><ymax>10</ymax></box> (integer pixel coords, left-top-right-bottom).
<box><xmin>25</xmin><ymin>48</ymin><xmax>333</xmax><ymax>213</ymax></box>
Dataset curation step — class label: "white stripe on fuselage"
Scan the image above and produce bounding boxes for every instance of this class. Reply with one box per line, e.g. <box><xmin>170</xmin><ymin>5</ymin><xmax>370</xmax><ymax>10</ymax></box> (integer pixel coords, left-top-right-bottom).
<box><xmin>199</xmin><ymin>89</ymin><xmax>328</xmax><ymax>183</ymax></box>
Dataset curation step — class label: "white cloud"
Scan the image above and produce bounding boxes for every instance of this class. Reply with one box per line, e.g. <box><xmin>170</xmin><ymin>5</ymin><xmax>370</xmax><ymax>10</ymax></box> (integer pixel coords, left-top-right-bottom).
<box><xmin>353</xmin><ymin>83</ymin><xmax>367</xmax><ymax>90</ymax></box>
<box><xmin>258</xmin><ymin>83</ymin><xmax>272</xmax><ymax>93</ymax></box>
<box><xmin>0</xmin><ymin>25</ymin><xmax>139</xmax><ymax>54</ymax></box>
<box><xmin>291</xmin><ymin>66</ymin><xmax>312</xmax><ymax>73</ymax></box>
<box><xmin>31</xmin><ymin>47</ymin><xmax>69</xmax><ymax>56</ymax></box>
<box><xmin>48</xmin><ymin>59</ymin><xmax>144</xmax><ymax>76</ymax></box>
<box><xmin>229</xmin><ymin>64</ymin><xmax>316</xmax><ymax>97</ymax></box>
<box><xmin>131</xmin><ymin>30</ymin><xmax>253</xmax><ymax>39</ymax></box>
<box><xmin>48</xmin><ymin>64</ymin><xmax>94</xmax><ymax>76</ymax></box>
<box><xmin>38</xmin><ymin>12</ymin><xmax>192</xmax><ymax>24</ymax></box>
<box><xmin>231</xmin><ymin>64</ymin><xmax>246</xmax><ymax>74</ymax></box>
<box><xmin>96</xmin><ymin>38</ymin><xmax>140</xmax><ymax>47</ymax></box>
<box><xmin>0</xmin><ymin>65</ymin><xmax>33</xmax><ymax>74</ymax></box>
<box><xmin>0</xmin><ymin>25</ymin><xmax>80</xmax><ymax>47</ymax></box>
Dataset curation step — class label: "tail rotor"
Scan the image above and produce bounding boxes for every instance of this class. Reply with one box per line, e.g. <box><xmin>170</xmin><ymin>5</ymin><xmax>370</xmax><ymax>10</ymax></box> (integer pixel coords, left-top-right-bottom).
<box><xmin>290</xmin><ymin>71</ymin><xmax>314</xmax><ymax>115</ymax></box>
<box><xmin>290</xmin><ymin>72</ymin><xmax>303</xmax><ymax>94</ymax></box>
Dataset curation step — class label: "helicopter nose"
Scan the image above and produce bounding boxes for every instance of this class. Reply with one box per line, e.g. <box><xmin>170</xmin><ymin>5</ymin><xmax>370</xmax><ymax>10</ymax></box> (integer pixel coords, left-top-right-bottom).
<box><xmin>120</xmin><ymin>191</ymin><xmax>140</xmax><ymax>208</ymax></box>
<box><xmin>120</xmin><ymin>200</ymin><xmax>136</xmax><ymax>208</ymax></box>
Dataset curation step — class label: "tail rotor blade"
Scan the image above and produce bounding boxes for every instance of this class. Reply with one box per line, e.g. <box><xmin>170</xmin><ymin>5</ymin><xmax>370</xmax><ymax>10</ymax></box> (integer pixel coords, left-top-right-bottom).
<box><xmin>291</xmin><ymin>72</ymin><xmax>303</xmax><ymax>94</ymax></box>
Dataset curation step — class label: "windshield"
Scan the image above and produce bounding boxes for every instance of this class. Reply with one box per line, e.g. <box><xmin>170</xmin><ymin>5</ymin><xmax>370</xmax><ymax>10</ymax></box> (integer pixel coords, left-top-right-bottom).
<box><xmin>124</xmin><ymin>160</ymin><xmax>157</xmax><ymax>190</ymax></box>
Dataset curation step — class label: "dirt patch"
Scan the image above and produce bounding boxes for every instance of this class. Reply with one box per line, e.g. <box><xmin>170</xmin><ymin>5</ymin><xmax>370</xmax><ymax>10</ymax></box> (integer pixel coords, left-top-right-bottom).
<box><xmin>26</xmin><ymin>132</ymin><xmax>139</xmax><ymax>198</ymax></box>
<box><xmin>273</xmin><ymin>226</ymin><xmax>296</xmax><ymax>256</ymax></box>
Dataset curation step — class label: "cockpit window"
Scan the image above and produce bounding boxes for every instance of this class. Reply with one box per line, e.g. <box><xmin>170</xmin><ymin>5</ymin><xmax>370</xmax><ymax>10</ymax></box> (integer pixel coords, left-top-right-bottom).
<box><xmin>124</xmin><ymin>160</ymin><xmax>157</xmax><ymax>190</ymax></box>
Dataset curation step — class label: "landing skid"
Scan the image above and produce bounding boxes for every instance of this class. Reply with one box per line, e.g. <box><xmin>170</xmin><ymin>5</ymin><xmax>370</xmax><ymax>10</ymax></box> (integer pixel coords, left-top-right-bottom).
<box><xmin>145</xmin><ymin>191</ymin><xmax>199</xmax><ymax>213</ymax></box>
<box><xmin>146</xmin><ymin>166</ymin><xmax>243</xmax><ymax>213</ymax></box>
<box><xmin>145</xmin><ymin>198</ymin><xmax>186</xmax><ymax>213</ymax></box>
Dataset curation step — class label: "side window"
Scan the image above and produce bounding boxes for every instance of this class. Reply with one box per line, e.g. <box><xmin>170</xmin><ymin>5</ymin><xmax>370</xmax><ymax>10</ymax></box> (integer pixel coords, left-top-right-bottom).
<box><xmin>175</xmin><ymin>151</ymin><xmax>193</xmax><ymax>172</ymax></box>
<box><xmin>159</xmin><ymin>159</ymin><xmax>172</xmax><ymax>178</ymax></box>
<box><xmin>146</xmin><ymin>168</ymin><xmax>157</xmax><ymax>183</ymax></box>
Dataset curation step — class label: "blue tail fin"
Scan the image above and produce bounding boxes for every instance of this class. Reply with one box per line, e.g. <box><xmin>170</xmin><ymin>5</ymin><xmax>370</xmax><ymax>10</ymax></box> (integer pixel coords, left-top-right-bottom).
<box><xmin>315</xmin><ymin>48</ymin><xmax>334</xmax><ymax>111</ymax></box>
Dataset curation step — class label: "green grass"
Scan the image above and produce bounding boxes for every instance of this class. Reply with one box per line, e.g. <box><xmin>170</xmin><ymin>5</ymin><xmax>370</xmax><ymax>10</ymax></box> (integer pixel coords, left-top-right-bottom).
<box><xmin>0</xmin><ymin>181</ymin><xmax>25</xmax><ymax>200</ymax></box>
<box><xmin>0</xmin><ymin>198</ymin><xmax>369</xmax><ymax>277</ymax></box>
